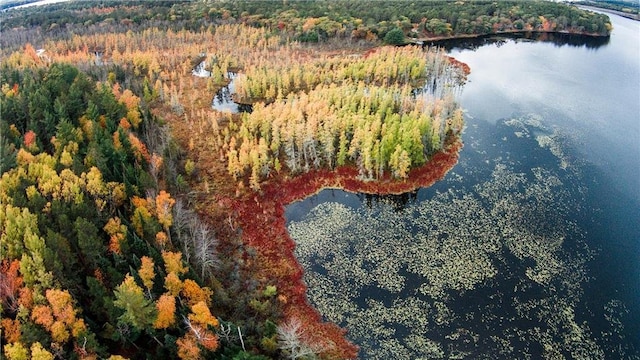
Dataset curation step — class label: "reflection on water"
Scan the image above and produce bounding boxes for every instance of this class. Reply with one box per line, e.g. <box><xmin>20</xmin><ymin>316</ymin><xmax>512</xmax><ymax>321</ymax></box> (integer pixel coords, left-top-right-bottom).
<box><xmin>212</xmin><ymin>83</ymin><xmax>239</xmax><ymax>113</ymax></box>
<box><xmin>210</xmin><ymin>72</ymin><xmax>253</xmax><ymax>113</ymax></box>
<box><xmin>427</xmin><ymin>31</ymin><xmax>610</xmax><ymax>51</ymax></box>
<box><xmin>4</xmin><ymin>0</ymin><xmax>70</xmax><ymax>11</ymax></box>
<box><xmin>358</xmin><ymin>191</ymin><xmax>418</xmax><ymax>212</ymax></box>
<box><xmin>192</xmin><ymin>60</ymin><xmax>211</xmax><ymax>78</ymax></box>
<box><xmin>449</xmin><ymin>19</ymin><xmax>639</xmax><ymax>199</ymax></box>
<box><xmin>192</xmin><ymin>65</ymin><xmax>251</xmax><ymax>113</ymax></box>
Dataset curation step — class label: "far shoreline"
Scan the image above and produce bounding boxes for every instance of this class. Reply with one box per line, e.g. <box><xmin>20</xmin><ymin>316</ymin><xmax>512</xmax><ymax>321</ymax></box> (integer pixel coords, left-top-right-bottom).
<box><xmin>577</xmin><ymin>4</ymin><xmax>639</xmax><ymax>21</ymax></box>
<box><xmin>409</xmin><ymin>29</ymin><xmax>610</xmax><ymax>46</ymax></box>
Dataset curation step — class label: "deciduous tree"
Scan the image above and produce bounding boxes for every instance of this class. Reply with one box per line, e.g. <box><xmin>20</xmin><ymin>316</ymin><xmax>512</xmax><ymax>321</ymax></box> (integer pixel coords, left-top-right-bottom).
<box><xmin>138</xmin><ymin>256</ymin><xmax>155</xmax><ymax>293</ymax></box>
<box><xmin>181</xmin><ymin>279</ymin><xmax>212</xmax><ymax>306</ymax></box>
<box><xmin>0</xmin><ymin>260</ymin><xmax>23</xmax><ymax>312</ymax></box>
<box><xmin>176</xmin><ymin>334</ymin><xmax>201</xmax><ymax>360</ymax></box>
<box><xmin>153</xmin><ymin>294</ymin><xmax>176</xmax><ymax>329</ymax></box>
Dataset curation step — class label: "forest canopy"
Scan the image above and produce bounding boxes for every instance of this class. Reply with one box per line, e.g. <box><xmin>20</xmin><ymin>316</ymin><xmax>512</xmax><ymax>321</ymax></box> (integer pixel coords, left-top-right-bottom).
<box><xmin>204</xmin><ymin>0</ymin><xmax>613</xmax><ymax>39</ymax></box>
<box><xmin>0</xmin><ymin>58</ymin><xmax>236</xmax><ymax>359</ymax></box>
<box><xmin>0</xmin><ymin>0</ymin><xmax>612</xmax><ymax>50</ymax></box>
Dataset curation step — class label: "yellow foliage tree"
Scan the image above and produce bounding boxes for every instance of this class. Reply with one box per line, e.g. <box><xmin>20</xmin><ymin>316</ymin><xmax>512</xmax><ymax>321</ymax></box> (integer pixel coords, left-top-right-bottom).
<box><xmin>161</xmin><ymin>251</ymin><xmax>187</xmax><ymax>276</ymax></box>
<box><xmin>155</xmin><ymin>191</ymin><xmax>175</xmax><ymax>230</ymax></box>
<box><xmin>130</xmin><ymin>196</ymin><xmax>153</xmax><ymax>237</ymax></box>
<box><xmin>153</xmin><ymin>294</ymin><xmax>176</xmax><ymax>329</ymax></box>
<box><xmin>138</xmin><ymin>256</ymin><xmax>155</xmax><ymax>292</ymax></box>
<box><xmin>30</xmin><ymin>342</ymin><xmax>54</xmax><ymax>360</ymax></box>
<box><xmin>104</xmin><ymin>217</ymin><xmax>127</xmax><ymax>255</ymax></box>
<box><xmin>3</xmin><ymin>342</ymin><xmax>28</xmax><ymax>360</ymax></box>
<box><xmin>188</xmin><ymin>301</ymin><xmax>219</xmax><ymax>328</ymax></box>
<box><xmin>181</xmin><ymin>279</ymin><xmax>212</xmax><ymax>306</ymax></box>
<box><xmin>164</xmin><ymin>272</ymin><xmax>183</xmax><ymax>297</ymax></box>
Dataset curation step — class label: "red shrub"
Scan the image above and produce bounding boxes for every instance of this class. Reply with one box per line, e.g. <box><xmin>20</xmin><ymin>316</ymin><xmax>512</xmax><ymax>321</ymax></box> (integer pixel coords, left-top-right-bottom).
<box><xmin>228</xmin><ymin>139</ymin><xmax>462</xmax><ymax>358</ymax></box>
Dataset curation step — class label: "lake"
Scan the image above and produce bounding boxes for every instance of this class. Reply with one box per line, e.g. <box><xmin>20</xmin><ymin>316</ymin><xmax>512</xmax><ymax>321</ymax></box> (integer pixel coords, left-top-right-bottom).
<box><xmin>3</xmin><ymin>0</ymin><xmax>70</xmax><ymax>11</ymax></box>
<box><xmin>286</xmin><ymin>13</ymin><xmax>639</xmax><ymax>359</ymax></box>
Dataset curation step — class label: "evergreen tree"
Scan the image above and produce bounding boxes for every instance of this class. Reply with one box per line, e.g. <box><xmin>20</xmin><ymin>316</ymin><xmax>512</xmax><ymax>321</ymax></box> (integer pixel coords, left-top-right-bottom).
<box><xmin>383</xmin><ymin>28</ymin><xmax>406</xmax><ymax>45</ymax></box>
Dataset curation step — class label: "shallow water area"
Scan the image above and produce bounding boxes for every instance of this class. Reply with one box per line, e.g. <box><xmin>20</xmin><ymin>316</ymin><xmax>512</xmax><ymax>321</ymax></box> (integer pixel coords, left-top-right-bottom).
<box><xmin>286</xmin><ymin>13</ymin><xmax>639</xmax><ymax>359</ymax></box>
<box><xmin>192</xmin><ymin>61</ymin><xmax>244</xmax><ymax>113</ymax></box>
<box><xmin>211</xmin><ymin>72</ymin><xmax>242</xmax><ymax>113</ymax></box>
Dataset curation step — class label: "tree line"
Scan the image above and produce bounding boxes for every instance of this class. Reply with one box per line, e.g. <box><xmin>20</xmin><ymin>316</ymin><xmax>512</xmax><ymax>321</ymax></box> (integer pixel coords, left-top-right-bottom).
<box><xmin>202</xmin><ymin>0</ymin><xmax>612</xmax><ymax>42</ymax></box>
<box><xmin>0</xmin><ymin>1</ymin><xmax>611</xmax><ymax>55</ymax></box>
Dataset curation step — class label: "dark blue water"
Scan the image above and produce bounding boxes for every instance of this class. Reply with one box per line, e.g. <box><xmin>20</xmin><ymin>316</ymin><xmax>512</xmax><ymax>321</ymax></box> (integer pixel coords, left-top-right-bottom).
<box><xmin>286</xmin><ymin>12</ymin><xmax>639</xmax><ymax>360</ymax></box>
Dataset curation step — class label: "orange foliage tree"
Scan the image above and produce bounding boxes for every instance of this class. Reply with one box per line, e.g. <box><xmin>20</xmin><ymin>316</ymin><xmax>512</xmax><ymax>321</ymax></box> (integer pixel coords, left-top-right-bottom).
<box><xmin>30</xmin><ymin>289</ymin><xmax>87</xmax><ymax>345</ymax></box>
<box><xmin>153</xmin><ymin>294</ymin><xmax>176</xmax><ymax>329</ymax></box>
<box><xmin>0</xmin><ymin>260</ymin><xmax>23</xmax><ymax>313</ymax></box>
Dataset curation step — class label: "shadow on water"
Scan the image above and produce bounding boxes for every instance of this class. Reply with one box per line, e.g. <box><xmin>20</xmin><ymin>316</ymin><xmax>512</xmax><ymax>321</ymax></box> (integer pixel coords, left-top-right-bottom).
<box><xmin>212</xmin><ymin>85</ymin><xmax>253</xmax><ymax>113</ymax></box>
<box><xmin>426</xmin><ymin>32</ymin><xmax>610</xmax><ymax>51</ymax></box>
<box><xmin>191</xmin><ymin>65</ymin><xmax>253</xmax><ymax>113</ymax></box>
<box><xmin>359</xmin><ymin>191</ymin><xmax>418</xmax><ymax>212</ymax></box>
<box><xmin>285</xmin><ymin>189</ymin><xmax>363</xmax><ymax>223</ymax></box>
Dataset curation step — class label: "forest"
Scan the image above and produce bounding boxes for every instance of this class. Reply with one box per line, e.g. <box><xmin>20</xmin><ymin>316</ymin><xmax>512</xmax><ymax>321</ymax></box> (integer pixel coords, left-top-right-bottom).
<box><xmin>0</xmin><ymin>1</ymin><xmax>610</xmax><ymax>359</ymax></box>
<box><xmin>203</xmin><ymin>0</ymin><xmax>612</xmax><ymax>40</ymax></box>
<box><xmin>0</xmin><ymin>0</ymin><xmax>611</xmax><ymax>51</ymax></box>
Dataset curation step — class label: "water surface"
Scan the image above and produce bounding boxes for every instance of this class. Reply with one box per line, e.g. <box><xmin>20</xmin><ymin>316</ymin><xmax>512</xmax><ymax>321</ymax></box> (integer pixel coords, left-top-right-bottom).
<box><xmin>287</xmin><ymin>13</ymin><xmax>639</xmax><ymax>359</ymax></box>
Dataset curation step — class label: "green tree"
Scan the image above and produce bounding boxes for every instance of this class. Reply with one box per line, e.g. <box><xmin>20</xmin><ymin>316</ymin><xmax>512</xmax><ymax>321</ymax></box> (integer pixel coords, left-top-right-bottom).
<box><xmin>113</xmin><ymin>274</ymin><xmax>156</xmax><ymax>331</ymax></box>
<box><xmin>74</xmin><ymin>217</ymin><xmax>103</xmax><ymax>269</ymax></box>
<box><xmin>383</xmin><ymin>27</ymin><xmax>405</xmax><ymax>45</ymax></box>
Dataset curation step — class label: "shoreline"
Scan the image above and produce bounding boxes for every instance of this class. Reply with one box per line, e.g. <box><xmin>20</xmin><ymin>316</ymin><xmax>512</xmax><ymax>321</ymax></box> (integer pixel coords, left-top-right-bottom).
<box><xmin>577</xmin><ymin>4</ymin><xmax>639</xmax><ymax>21</ymax></box>
<box><xmin>410</xmin><ymin>29</ymin><xmax>610</xmax><ymax>45</ymax></box>
<box><xmin>172</xmin><ymin>46</ymin><xmax>469</xmax><ymax>358</ymax></box>
<box><xmin>224</xmin><ymin>139</ymin><xmax>462</xmax><ymax>358</ymax></box>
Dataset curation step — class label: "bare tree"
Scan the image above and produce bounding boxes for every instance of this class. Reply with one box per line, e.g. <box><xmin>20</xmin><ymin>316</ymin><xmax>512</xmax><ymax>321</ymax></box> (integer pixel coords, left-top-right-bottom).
<box><xmin>277</xmin><ymin>317</ymin><xmax>330</xmax><ymax>360</ymax></box>
<box><xmin>183</xmin><ymin>317</ymin><xmax>217</xmax><ymax>345</ymax></box>
<box><xmin>190</xmin><ymin>220</ymin><xmax>220</xmax><ymax>281</ymax></box>
<box><xmin>217</xmin><ymin>321</ymin><xmax>237</xmax><ymax>344</ymax></box>
<box><xmin>172</xmin><ymin>199</ymin><xmax>191</xmax><ymax>240</ymax></box>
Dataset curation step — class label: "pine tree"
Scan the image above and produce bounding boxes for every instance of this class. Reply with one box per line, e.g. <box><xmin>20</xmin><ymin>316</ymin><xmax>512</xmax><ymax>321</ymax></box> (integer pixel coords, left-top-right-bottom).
<box><xmin>113</xmin><ymin>274</ymin><xmax>156</xmax><ymax>330</ymax></box>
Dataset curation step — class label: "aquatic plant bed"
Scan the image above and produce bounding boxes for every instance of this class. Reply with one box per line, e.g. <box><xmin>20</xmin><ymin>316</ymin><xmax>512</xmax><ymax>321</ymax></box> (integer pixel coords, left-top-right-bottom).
<box><xmin>286</xmin><ymin>115</ymin><xmax>618</xmax><ymax>358</ymax></box>
<box><xmin>216</xmin><ymin>139</ymin><xmax>461</xmax><ymax>357</ymax></box>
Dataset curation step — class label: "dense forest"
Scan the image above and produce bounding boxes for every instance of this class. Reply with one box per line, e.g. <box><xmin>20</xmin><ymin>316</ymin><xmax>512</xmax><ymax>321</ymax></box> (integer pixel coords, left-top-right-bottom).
<box><xmin>0</xmin><ymin>0</ymin><xmax>611</xmax><ymax>51</ymax></box>
<box><xmin>0</xmin><ymin>1</ymin><xmax>611</xmax><ymax>359</ymax></box>
<box><xmin>203</xmin><ymin>0</ymin><xmax>613</xmax><ymax>40</ymax></box>
<box><xmin>229</xmin><ymin>45</ymin><xmax>465</xmax><ymax>189</ymax></box>
<box><xmin>0</xmin><ymin>60</ymin><xmax>235</xmax><ymax>359</ymax></box>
